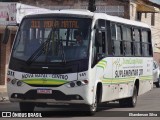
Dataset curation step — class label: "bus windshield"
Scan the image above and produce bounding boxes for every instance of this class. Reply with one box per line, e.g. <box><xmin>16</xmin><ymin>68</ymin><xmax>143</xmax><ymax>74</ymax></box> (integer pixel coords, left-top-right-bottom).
<box><xmin>12</xmin><ymin>17</ymin><xmax>91</xmax><ymax>63</ymax></box>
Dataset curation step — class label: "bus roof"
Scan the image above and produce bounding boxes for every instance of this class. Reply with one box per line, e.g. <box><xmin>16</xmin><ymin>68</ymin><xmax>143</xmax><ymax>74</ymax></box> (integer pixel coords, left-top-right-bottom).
<box><xmin>93</xmin><ymin>13</ymin><xmax>150</xmax><ymax>28</ymax></box>
<box><xmin>25</xmin><ymin>9</ymin><xmax>150</xmax><ymax>29</ymax></box>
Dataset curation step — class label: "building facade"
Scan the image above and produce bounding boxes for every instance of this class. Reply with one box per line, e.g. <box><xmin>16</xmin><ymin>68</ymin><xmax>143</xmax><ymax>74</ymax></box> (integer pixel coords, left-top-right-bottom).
<box><xmin>0</xmin><ymin>0</ymin><xmax>160</xmax><ymax>86</ymax></box>
<box><xmin>129</xmin><ymin>0</ymin><xmax>160</xmax><ymax>64</ymax></box>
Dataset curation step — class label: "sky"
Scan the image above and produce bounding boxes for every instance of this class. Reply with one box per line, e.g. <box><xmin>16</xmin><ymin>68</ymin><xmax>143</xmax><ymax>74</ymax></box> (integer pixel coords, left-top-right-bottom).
<box><xmin>150</xmin><ymin>0</ymin><xmax>160</xmax><ymax>4</ymax></box>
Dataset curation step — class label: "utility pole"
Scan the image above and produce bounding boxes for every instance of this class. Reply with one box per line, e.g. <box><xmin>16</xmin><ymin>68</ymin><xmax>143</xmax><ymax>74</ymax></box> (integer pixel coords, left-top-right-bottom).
<box><xmin>88</xmin><ymin>0</ymin><xmax>96</xmax><ymax>12</ymax></box>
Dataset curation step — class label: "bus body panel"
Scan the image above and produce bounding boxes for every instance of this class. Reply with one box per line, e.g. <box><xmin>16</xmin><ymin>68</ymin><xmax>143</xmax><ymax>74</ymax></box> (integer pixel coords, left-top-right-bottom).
<box><xmin>7</xmin><ymin>70</ymin><xmax>94</xmax><ymax>105</ymax></box>
<box><xmin>93</xmin><ymin>57</ymin><xmax>153</xmax><ymax>102</ymax></box>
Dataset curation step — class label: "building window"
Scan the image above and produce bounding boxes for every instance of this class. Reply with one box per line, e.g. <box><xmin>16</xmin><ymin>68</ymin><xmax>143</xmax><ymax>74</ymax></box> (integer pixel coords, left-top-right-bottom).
<box><xmin>130</xmin><ymin>4</ymin><xmax>134</xmax><ymax>17</ymax></box>
<box><xmin>151</xmin><ymin>13</ymin><xmax>155</xmax><ymax>26</ymax></box>
<box><xmin>137</xmin><ymin>12</ymin><xmax>142</xmax><ymax>21</ymax></box>
<box><xmin>145</xmin><ymin>13</ymin><xmax>147</xmax><ymax>18</ymax></box>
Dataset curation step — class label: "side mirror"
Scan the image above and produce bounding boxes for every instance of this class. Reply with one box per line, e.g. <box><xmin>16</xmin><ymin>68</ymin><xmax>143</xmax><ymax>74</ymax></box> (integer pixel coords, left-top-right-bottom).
<box><xmin>2</xmin><ymin>23</ymin><xmax>19</xmax><ymax>44</ymax></box>
<box><xmin>95</xmin><ymin>29</ymin><xmax>102</xmax><ymax>46</ymax></box>
<box><xmin>2</xmin><ymin>27</ymin><xmax>10</xmax><ymax>44</ymax></box>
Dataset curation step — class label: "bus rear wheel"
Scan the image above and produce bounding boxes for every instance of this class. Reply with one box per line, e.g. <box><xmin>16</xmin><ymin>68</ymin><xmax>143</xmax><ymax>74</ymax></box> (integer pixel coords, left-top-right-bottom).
<box><xmin>127</xmin><ymin>86</ymin><xmax>137</xmax><ymax>107</ymax></box>
<box><xmin>155</xmin><ymin>78</ymin><xmax>160</xmax><ymax>88</ymax></box>
<box><xmin>19</xmin><ymin>102</ymin><xmax>35</xmax><ymax>112</ymax></box>
<box><xmin>119</xmin><ymin>86</ymin><xmax>137</xmax><ymax>107</ymax></box>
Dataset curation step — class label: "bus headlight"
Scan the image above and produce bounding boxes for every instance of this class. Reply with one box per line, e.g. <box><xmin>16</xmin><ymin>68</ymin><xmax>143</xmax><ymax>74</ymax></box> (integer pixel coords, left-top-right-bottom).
<box><xmin>7</xmin><ymin>78</ymin><xmax>11</xmax><ymax>83</ymax></box>
<box><xmin>17</xmin><ymin>80</ymin><xmax>23</xmax><ymax>86</ymax></box>
<box><xmin>70</xmin><ymin>82</ymin><xmax>75</xmax><ymax>87</ymax></box>
<box><xmin>76</xmin><ymin>81</ymin><xmax>81</xmax><ymax>86</ymax></box>
<box><xmin>66</xmin><ymin>80</ymin><xmax>88</xmax><ymax>88</ymax></box>
<box><xmin>11</xmin><ymin>79</ymin><xmax>17</xmax><ymax>85</ymax></box>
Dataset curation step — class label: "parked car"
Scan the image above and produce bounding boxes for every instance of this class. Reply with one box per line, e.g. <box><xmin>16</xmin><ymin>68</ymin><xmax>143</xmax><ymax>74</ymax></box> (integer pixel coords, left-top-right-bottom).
<box><xmin>153</xmin><ymin>61</ymin><xmax>160</xmax><ymax>88</ymax></box>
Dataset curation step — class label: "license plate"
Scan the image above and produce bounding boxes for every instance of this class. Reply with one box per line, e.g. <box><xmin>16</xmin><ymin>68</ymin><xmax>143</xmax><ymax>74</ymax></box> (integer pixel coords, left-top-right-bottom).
<box><xmin>37</xmin><ymin>89</ymin><xmax>52</xmax><ymax>94</ymax></box>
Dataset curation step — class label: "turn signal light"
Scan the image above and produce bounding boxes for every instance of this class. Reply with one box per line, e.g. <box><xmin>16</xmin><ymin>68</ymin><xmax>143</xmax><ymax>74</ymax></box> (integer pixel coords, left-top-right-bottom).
<box><xmin>7</xmin><ymin>78</ymin><xmax>11</xmax><ymax>83</ymax></box>
<box><xmin>17</xmin><ymin>81</ymin><xmax>23</xmax><ymax>86</ymax></box>
<box><xmin>11</xmin><ymin>79</ymin><xmax>17</xmax><ymax>84</ymax></box>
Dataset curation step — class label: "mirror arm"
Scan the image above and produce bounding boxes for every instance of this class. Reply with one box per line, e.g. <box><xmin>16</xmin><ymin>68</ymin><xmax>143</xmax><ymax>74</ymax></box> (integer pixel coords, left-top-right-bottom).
<box><xmin>2</xmin><ymin>23</ymin><xmax>19</xmax><ymax>44</ymax></box>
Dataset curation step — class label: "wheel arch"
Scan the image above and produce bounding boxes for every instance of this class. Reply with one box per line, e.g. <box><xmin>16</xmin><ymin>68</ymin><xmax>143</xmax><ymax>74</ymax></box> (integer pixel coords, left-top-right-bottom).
<box><xmin>96</xmin><ymin>82</ymin><xmax>103</xmax><ymax>103</ymax></box>
<box><xmin>135</xmin><ymin>79</ymin><xmax>139</xmax><ymax>96</ymax></box>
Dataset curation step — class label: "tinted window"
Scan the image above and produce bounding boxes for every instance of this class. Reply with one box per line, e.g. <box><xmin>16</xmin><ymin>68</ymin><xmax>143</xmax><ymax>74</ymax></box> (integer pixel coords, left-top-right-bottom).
<box><xmin>134</xmin><ymin>29</ymin><xmax>141</xmax><ymax>56</ymax></box>
<box><xmin>123</xmin><ymin>27</ymin><xmax>133</xmax><ymax>56</ymax></box>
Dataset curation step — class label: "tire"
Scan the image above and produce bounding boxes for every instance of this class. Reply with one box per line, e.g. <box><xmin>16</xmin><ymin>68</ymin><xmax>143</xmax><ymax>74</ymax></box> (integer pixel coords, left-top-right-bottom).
<box><xmin>19</xmin><ymin>102</ymin><xmax>35</xmax><ymax>112</ymax></box>
<box><xmin>119</xmin><ymin>99</ymin><xmax>128</xmax><ymax>107</ymax></box>
<box><xmin>155</xmin><ymin>78</ymin><xmax>160</xmax><ymax>88</ymax></box>
<box><xmin>127</xmin><ymin>86</ymin><xmax>138</xmax><ymax>107</ymax></box>
<box><xmin>86</xmin><ymin>94</ymin><xmax>97</xmax><ymax>116</ymax></box>
<box><xmin>119</xmin><ymin>86</ymin><xmax>137</xmax><ymax>108</ymax></box>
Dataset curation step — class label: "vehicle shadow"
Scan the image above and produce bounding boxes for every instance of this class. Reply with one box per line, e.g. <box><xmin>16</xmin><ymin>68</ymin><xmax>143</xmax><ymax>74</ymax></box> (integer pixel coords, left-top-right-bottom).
<box><xmin>35</xmin><ymin>102</ymin><xmax>122</xmax><ymax>117</ymax></box>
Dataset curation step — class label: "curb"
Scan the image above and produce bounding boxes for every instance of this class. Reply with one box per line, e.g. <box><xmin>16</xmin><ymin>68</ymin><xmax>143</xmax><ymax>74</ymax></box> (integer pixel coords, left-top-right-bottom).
<box><xmin>0</xmin><ymin>96</ymin><xmax>9</xmax><ymax>102</ymax></box>
<box><xmin>0</xmin><ymin>91</ymin><xmax>9</xmax><ymax>102</ymax></box>
<box><xmin>0</xmin><ymin>86</ymin><xmax>9</xmax><ymax>102</ymax></box>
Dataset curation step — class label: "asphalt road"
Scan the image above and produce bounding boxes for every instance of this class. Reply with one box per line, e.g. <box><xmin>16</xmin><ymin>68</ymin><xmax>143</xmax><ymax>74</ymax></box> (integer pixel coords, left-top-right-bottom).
<box><xmin>0</xmin><ymin>86</ymin><xmax>160</xmax><ymax>120</ymax></box>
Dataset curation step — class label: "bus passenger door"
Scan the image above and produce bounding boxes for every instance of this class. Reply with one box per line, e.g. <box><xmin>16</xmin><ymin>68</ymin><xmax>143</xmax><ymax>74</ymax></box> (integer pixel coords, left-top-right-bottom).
<box><xmin>95</xmin><ymin>20</ymin><xmax>114</xmax><ymax>102</ymax></box>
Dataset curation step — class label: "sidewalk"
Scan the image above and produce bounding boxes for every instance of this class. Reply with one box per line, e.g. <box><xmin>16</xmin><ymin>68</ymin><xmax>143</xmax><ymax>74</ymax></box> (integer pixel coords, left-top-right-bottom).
<box><xmin>0</xmin><ymin>85</ymin><xmax>9</xmax><ymax>102</ymax></box>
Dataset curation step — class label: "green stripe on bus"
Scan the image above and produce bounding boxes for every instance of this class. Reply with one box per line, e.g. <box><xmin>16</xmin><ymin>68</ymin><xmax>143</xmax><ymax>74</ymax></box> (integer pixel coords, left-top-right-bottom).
<box><xmin>102</xmin><ymin>75</ymin><xmax>152</xmax><ymax>84</ymax></box>
<box><xmin>22</xmin><ymin>79</ymin><xmax>68</xmax><ymax>85</ymax></box>
<box><xmin>97</xmin><ymin>65</ymin><xmax>105</xmax><ymax>70</ymax></box>
<box><xmin>97</xmin><ymin>60</ymin><xmax>107</xmax><ymax>69</ymax></box>
<box><xmin>98</xmin><ymin>62</ymin><xmax>106</xmax><ymax>66</ymax></box>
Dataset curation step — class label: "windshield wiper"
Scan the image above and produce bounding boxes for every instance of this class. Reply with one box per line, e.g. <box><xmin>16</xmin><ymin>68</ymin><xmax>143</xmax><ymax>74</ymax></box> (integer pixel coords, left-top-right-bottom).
<box><xmin>26</xmin><ymin>30</ymin><xmax>53</xmax><ymax>65</ymax></box>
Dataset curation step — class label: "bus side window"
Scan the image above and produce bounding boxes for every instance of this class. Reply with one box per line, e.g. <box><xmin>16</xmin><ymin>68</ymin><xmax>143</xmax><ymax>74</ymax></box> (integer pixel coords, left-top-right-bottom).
<box><xmin>111</xmin><ymin>23</ymin><xmax>116</xmax><ymax>55</ymax></box>
<box><xmin>122</xmin><ymin>26</ymin><xmax>133</xmax><ymax>56</ymax></box>
<box><xmin>98</xmin><ymin>19</ymin><xmax>106</xmax><ymax>55</ymax></box>
<box><xmin>92</xmin><ymin>19</ymin><xmax>106</xmax><ymax>67</ymax></box>
<box><xmin>148</xmin><ymin>30</ymin><xmax>153</xmax><ymax>56</ymax></box>
<box><xmin>142</xmin><ymin>30</ymin><xmax>152</xmax><ymax>56</ymax></box>
<box><xmin>133</xmin><ymin>28</ymin><xmax>141</xmax><ymax>56</ymax></box>
<box><xmin>96</xmin><ymin>19</ymin><xmax>106</xmax><ymax>60</ymax></box>
<box><xmin>111</xmin><ymin>23</ymin><xmax>123</xmax><ymax>56</ymax></box>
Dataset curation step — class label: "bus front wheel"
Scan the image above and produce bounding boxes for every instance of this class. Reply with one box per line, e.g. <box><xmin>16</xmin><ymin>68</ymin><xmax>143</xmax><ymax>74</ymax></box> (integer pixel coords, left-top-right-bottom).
<box><xmin>86</xmin><ymin>94</ymin><xmax>97</xmax><ymax>115</ymax></box>
<box><xmin>19</xmin><ymin>102</ymin><xmax>35</xmax><ymax>112</ymax></box>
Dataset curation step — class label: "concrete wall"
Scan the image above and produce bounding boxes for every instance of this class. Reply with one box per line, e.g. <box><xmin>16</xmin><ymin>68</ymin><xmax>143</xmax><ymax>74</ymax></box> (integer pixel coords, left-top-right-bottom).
<box><xmin>0</xmin><ymin>29</ymin><xmax>15</xmax><ymax>85</ymax></box>
<box><xmin>18</xmin><ymin>0</ymin><xmax>130</xmax><ymax>18</ymax></box>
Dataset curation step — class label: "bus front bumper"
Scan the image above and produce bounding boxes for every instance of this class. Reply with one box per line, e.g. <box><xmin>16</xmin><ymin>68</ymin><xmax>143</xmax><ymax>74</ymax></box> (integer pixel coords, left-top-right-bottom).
<box><xmin>9</xmin><ymin>89</ymin><xmax>86</xmax><ymax>104</ymax></box>
<box><xmin>10</xmin><ymin>98</ymin><xmax>85</xmax><ymax>104</ymax></box>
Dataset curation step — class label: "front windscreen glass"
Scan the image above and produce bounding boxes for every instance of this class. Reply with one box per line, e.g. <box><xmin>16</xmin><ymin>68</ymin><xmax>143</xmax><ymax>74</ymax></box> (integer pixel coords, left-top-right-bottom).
<box><xmin>12</xmin><ymin>17</ymin><xmax>91</xmax><ymax>63</ymax></box>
